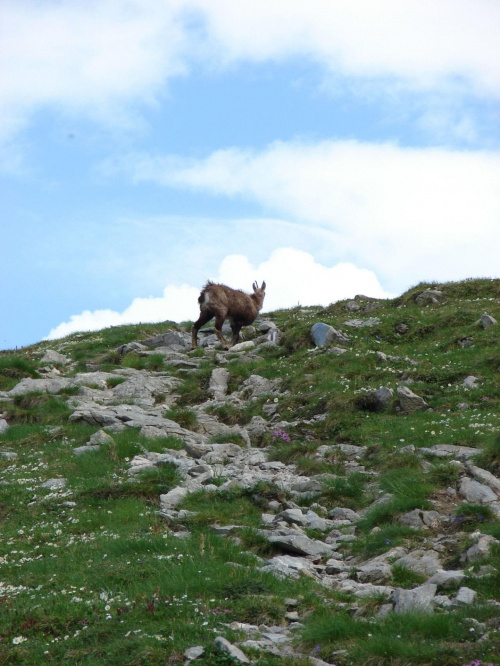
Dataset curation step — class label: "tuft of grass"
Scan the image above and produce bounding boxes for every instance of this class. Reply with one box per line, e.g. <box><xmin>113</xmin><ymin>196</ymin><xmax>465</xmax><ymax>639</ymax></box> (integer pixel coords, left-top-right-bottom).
<box><xmin>164</xmin><ymin>407</ymin><xmax>198</xmax><ymax>430</ymax></box>
<box><xmin>352</xmin><ymin>524</ymin><xmax>424</xmax><ymax>559</ymax></box>
<box><xmin>5</xmin><ymin>392</ymin><xmax>72</xmax><ymax>425</ymax></box>
<box><xmin>476</xmin><ymin>434</ymin><xmax>500</xmax><ymax>475</ymax></box>
<box><xmin>319</xmin><ymin>473</ymin><xmax>366</xmax><ymax>509</ymax></box>
<box><xmin>106</xmin><ymin>376</ymin><xmax>126</xmax><ymax>389</ymax></box>
<box><xmin>391</xmin><ymin>563</ymin><xmax>428</xmax><ymax>588</ymax></box>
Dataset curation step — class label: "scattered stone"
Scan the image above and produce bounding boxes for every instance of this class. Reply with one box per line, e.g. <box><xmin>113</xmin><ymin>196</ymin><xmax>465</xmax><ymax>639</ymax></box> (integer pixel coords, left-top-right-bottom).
<box><xmin>454</xmin><ymin>587</ymin><xmax>477</xmax><ymax>605</ymax></box>
<box><xmin>159</xmin><ymin>487</ymin><xmax>189</xmax><ymax>510</ymax></box>
<box><xmin>0</xmin><ymin>450</ymin><xmax>17</xmax><ymax>460</ymax></box>
<box><xmin>310</xmin><ymin>323</ymin><xmax>351</xmax><ymax>347</ymax></box>
<box><xmin>213</xmin><ymin>637</ymin><xmax>250</xmax><ymax>664</ymax></box>
<box><xmin>480</xmin><ymin>313</ymin><xmax>497</xmax><ymax>329</ymax></box>
<box><xmin>393</xmin><ymin>550</ymin><xmax>442</xmax><ymax>575</ymax></box>
<box><xmin>465</xmin><ymin>462</ymin><xmax>500</xmax><ymax>494</ymax></box>
<box><xmin>73</xmin><ymin>445</ymin><xmax>100</xmax><ymax>456</ymax></box>
<box><xmin>399</xmin><ymin>509</ymin><xmax>441</xmax><ymax>529</ymax></box>
<box><xmin>397</xmin><ymin>386</ymin><xmax>428</xmax><ymax>413</ymax></box>
<box><xmin>184</xmin><ymin>646</ymin><xmax>205</xmax><ymax>661</ymax></box>
<box><xmin>260</xmin><ymin>555</ymin><xmax>320</xmax><ymax>580</ymax></box>
<box><xmin>345</xmin><ymin>300</ymin><xmax>361</xmax><ymax>312</ymax></box>
<box><xmin>415</xmin><ymin>289</ymin><xmax>444</xmax><ymax>305</ymax></box>
<box><xmin>419</xmin><ymin>444</ymin><xmax>478</xmax><ymax>460</ymax></box>
<box><xmin>208</xmin><ymin>368</ymin><xmax>229</xmax><ymax>397</ymax></box>
<box><xmin>41</xmin><ymin>478</ymin><xmax>67</xmax><ymax>489</ymax></box>
<box><xmin>459</xmin><ymin>477</ymin><xmax>498</xmax><ymax>504</ymax></box>
<box><xmin>457</xmin><ymin>402</ymin><xmax>469</xmax><ymax>410</ymax></box>
<box><xmin>268</xmin><ymin>533</ymin><xmax>334</xmax><ymax>558</ymax></box>
<box><xmin>463</xmin><ymin>376</ymin><xmax>480</xmax><ymax>389</ymax></box>
<box><xmin>88</xmin><ymin>430</ymin><xmax>115</xmax><ymax>446</ymax></box>
<box><xmin>428</xmin><ymin>570</ymin><xmax>465</xmax><ymax>589</ymax></box>
<box><xmin>41</xmin><ymin>350</ymin><xmax>70</xmax><ymax>365</ymax></box>
<box><xmin>460</xmin><ymin>534</ymin><xmax>499</xmax><ymax>563</ymax></box>
<box><xmin>230</xmin><ymin>341</ymin><xmax>255</xmax><ymax>353</ymax></box>
<box><xmin>395</xmin><ymin>323</ymin><xmax>410</xmax><ymax>334</ymax></box>
<box><xmin>391</xmin><ymin>583</ymin><xmax>437</xmax><ymax>614</ymax></box>
<box><xmin>344</xmin><ymin>317</ymin><xmax>381</xmax><ymax>328</ymax></box>
<box><xmin>0</xmin><ymin>418</ymin><xmax>9</xmax><ymax>434</ymax></box>
<box><xmin>329</xmin><ymin>507</ymin><xmax>360</xmax><ymax>522</ymax></box>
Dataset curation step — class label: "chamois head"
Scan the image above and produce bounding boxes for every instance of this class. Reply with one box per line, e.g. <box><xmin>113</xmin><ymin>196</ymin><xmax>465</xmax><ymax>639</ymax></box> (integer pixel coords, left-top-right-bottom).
<box><xmin>252</xmin><ymin>281</ymin><xmax>266</xmax><ymax>305</ymax></box>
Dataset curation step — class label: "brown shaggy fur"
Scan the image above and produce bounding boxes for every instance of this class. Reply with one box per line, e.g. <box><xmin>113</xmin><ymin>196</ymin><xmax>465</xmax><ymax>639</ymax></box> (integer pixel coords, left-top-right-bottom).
<box><xmin>191</xmin><ymin>280</ymin><xmax>266</xmax><ymax>349</ymax></box>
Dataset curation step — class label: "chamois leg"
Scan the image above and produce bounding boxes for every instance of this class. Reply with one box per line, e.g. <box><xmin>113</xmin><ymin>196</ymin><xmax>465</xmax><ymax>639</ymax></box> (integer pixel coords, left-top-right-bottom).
<box><xmin>191</xmin><ymin>310</ymin><xmax>213</xmax><ymax>349</ymax></box>
<box><xmin>230</xmin><ymin>322</ymin><xmax>242</xmax><ymax>347</ymax></box>
<box><xmin>214</xmin><ymin>314</ymin><xmax>231</xmax><ymax>349</ymax></box>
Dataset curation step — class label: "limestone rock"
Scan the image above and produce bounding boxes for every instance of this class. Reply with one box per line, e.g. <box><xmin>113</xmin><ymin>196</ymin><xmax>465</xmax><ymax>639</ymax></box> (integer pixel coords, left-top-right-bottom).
<box><xmin>463</xmin><ymin>376</ymin><xmax>480</xmax><ymax>389</ymax></box>
<box><xmin>209</xmin><ymin>368</ymin><xmax>229</xmax><ymax>397</ymax></box>
<box><xmin>460</xmin><ymin>534</ymin><xmax>498</xmax><ymax>563</ymax></box>
<box><xmin>159</xmin><ymin>487</ymin><xmax>189</xmax><ymax>510</ymax></box>
<box><xmin>329</xmin><ymin>507</ymin><xmax>360</xmax><ymax>522</ymax></box>
<box><xmin>41</xmin><ymin>350</ymin><xmax>70</xmax><ymax>365</ymax></box>
<box><xmin>428</xmin><ymin>570</ymin><xmax>465</xmax><ymax>589</ymax></box>
<box><xmin>419</xmin><ymin>444</ymin><xmax>478</xmax><ymax>460</ymax></box>
<box><xmin>310</xmin><ymin>323</ymin><xmax>351</xmax><ymax>348</ymax></box>
<box><xmin>454</xmin><ymin>586</ymin><xmax>477</xmax><ymax>605</ymax></box>
<box><xmin>356</xmin><ymin>562</ymin><xmax>392</xmax><ymax>584</ymax></box>
<box><xmin>480</xmin><ymin>313</ymin><xmax>497</xmax><ymax>329</ymax></box>
<box><xmin>184</xmin><ymin>645</ymin><xmax>204</xmax><ymax>661</ymax></box>
<box><xmin>399</xmin><ymin>509</ymin><xmax>441</xmax><ymax>529</ymax></box>
<box><xmin>415</xmin><ymin>289</ymin><xmax>444</xmax><ymax>305</ymax></box>
<box><xmin>465</xmin><ymin>462</ymin><xmax>500</xmax><ymax>494</ymax></box>
<box><xmin>268</xmin><ymin>533</ymin><xmax>334</xmax><ymax>558</ymax></box>
<box><xmin>213</xmin><ymin>637</ymin><xmax>249</xmax><ymax>664</ymax></box>
<box><xmin>73</xmin><ymin>445</ymin><xmax>100</xmax><ymax>456</ymax></box>
<box><xmin>459</xmin><ymin>477</ymin><xmax>497</xmax><ymax>504</ymax></box>
<box><xmin>41</xmin><ymin>478</ymin><xmax>67</xmax><ymax>489</ymax></box>
<box><xmin>397</xmin><ymin>386</ymin><xmax>428</xmax><ymax>413</ymax></box>
<box><xmin>391</xmin><ymin>583</ymin><xmax>437</xmax><ymax>613</ymax></box>
<box><xmin>0</xmin><ymin>418</ymin><xmax>9</xmax><ymax>434</ymax></box>
<box><xmin>88</xmin><ymin>430</ymin><xmax>114</xmax><ymax>446</ymax></box>
<box><xmin>393</xmin><ymin>550</ymin><xmax>442</xmax><ymax>575</ymax></box>
<box><xmin>230</xmin><ymin>341</ymin><xmax>255</xmax><ymax>352</ymax></box>
<box><xmin>344</xmin><ymin>318</ymin><xmax>381</xmax><ymax>328</ymax></box>
<box><xmin>345</xmin><ymin>300</ymin><xmax>361</xmax><ymax>312</ymax></box>
<box><xmin>260</xmin><ymin>554</ymin><xmax>319</xmax><ymax>579</ymax></box>
<box><xmin>141</xmin><ymin>331</ymin><xmax>190</xmax><ymax>349</ymax></box>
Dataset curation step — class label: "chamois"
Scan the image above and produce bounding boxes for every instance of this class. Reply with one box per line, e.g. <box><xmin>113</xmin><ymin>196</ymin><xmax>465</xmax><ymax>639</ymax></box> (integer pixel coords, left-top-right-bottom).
<box><xmin>191</xmin><ymin>281</ymin><xmax>266</xmax><ymax>350</ymax></box>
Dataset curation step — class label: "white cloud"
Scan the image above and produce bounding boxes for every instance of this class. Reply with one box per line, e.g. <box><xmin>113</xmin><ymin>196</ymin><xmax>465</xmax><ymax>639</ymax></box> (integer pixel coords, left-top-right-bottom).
<box><xmin>1</xmin><ymin>0</ymin><xmax>499</xmax><ymax>149</ymax></box>
<box><xmin>124</xmin><ymin>139</ymin><xmax>500</xmax><ymax>289</ymax></box>
<box><xmin>195</xmin><ymin>0</ymin><xmax>500</xmax><ymax>96</ymax></box>
<box><xmin>45</xmin><ymin>249</ymin><xmax>389</xmax><ymax>340</ymax></box>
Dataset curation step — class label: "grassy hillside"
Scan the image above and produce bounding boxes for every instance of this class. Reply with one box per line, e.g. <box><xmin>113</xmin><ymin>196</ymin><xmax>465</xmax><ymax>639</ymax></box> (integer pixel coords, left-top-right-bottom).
<box><xmin>1</xmin><ymin>278</ymin><xmax>500</xmax><ymax>665</ymax></box>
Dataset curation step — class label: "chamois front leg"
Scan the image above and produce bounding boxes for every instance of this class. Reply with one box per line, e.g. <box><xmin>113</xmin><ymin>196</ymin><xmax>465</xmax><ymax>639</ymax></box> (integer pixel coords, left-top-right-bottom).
<box><xmin>191</xmin><ymin>311</ymin><xmax>212</xmax><ymax>349</ymax></box>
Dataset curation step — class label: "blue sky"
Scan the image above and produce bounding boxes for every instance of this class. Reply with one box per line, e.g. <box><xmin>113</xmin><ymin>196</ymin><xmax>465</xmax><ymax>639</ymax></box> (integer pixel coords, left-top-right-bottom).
<box><xmin>1</xmin><ymin>0</ymin><xmax>499</xmax><ymax>350</ymax></box>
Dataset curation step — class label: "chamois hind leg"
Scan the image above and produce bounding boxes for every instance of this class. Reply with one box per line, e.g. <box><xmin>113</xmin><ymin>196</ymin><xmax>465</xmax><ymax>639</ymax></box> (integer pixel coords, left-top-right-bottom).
<box><xmin>214</xmin><ymin>314</ymin><xmax>231</xmax><ymax>349</ymax></box>
<box><xmin>191</xmin><ymin>310</ymin><xmax>213</xmax><ymax>349</ymax></box>
<box><xmin>230</xmin><ymin>321</ymin><xmax>242</xmax><ymax>347</ymax></box>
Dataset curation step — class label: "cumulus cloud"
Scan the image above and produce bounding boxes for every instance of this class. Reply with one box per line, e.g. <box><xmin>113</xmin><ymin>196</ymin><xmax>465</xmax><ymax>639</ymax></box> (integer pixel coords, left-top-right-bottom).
<box><xmin>123</xmin><ymin>139</ymin><xmax>500</xmax><ymax>289</ymax></box>
<box><xmin>45</xmin><ymin>249</ymin><xmax>389</xmax><ymax>340</ymax></box>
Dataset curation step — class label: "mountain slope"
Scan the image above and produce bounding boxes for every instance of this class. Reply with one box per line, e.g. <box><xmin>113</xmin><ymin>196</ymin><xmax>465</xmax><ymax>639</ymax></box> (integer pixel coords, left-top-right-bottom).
<box><xmin>1</xmin><ymin>278</ymin><xmax>500</xmax><ymax>665</ymax></box>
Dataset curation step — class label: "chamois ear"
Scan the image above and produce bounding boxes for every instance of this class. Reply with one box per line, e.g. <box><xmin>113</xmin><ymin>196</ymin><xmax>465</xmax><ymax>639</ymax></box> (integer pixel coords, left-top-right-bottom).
<box><xmin>252</xmin><ymin>281</ymin><xmax>258</xmax><ymax>292</ymax></box>
<box><xmin>261</xmin><ymin>281</ymin><xmax>266</xmax><ymax>291</ymax></box>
